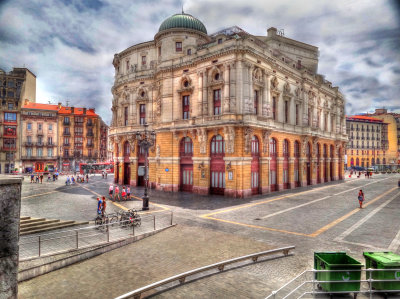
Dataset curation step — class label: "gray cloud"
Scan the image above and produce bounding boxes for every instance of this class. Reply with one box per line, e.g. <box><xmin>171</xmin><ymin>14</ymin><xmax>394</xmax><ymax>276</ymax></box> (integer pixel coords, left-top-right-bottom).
<box><xmin>0</xmin><ymin>0</ymin><xmax>399</xmax><ymax>124</ymax></box>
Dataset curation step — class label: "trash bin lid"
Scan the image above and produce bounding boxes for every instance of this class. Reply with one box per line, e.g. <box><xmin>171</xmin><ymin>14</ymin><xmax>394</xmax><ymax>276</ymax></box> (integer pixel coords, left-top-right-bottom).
<box><xmin>364</xmin><ymin>252</ymin><xmax>400</xmax><ymax>266</ymax></box>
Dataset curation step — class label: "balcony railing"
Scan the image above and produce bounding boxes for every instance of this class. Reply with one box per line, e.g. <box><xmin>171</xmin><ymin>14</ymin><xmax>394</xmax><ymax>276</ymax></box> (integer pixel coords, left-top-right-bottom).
<box><xmin>1</xmin><ymin>147</ymin><xmax>16</xmax><ymax>151</ymax></box>
<box><xmin>24</xmin><ymin>142</ymin><xmax>34</xmax><ymax>147</ymax></box>
<box><xmin>21</xmin><ymin>156</ymin><xmax>56</xmax><ymax>160</ymax></box>
<box><xmin>37</xmin><ymin>130</ymin><xmax>44</xmax><ymax>136</ymax></box>
<box><xmin>63</xmin><ymin>121</ymin><xmax>70</xmax><ymax>126</ymax></box>
<box><xmin>86</xmin><ymin>143</ymin><xmax>94</xmax><ymax>147</ymax></box>
<box><xmin>86</xmin><ymin>132</ymin><xmax>94</xmax><ymax>137</ymax></box>
<box><xmin>86</xmin><ymin>122</ymin><xmax>94</xmax><ymax>127</ymax></box>
<box><xmin>75</xmin><ymin>122</ymin><xmax>83</xmax><ymax>126</ymax></box>
<box><xmin>63</xmin><ymin>143</ymin><xmax>70</xmax><ymax>147</ymax></box>
<box><xmin>36</xmin><ymin>142</ymin><xmax>44</xmax><ymax>147</ymax></box>
<box><xmin>63</xmin><ymin>131</ymin><xmax>71</xmax><ymax>136</ymax></box>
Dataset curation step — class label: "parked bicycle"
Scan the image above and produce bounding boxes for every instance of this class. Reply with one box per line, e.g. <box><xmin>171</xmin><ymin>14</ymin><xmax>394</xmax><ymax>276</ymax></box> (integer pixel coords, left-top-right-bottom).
<box><xmin>95</xmin><ymin>213</ymin><xmax>110</xmax><ymax>229</ymax></box>
<box><xmin>120</xmin><ymin>209</ymin><xmax>141</xmax><ymax>227</ymax></box>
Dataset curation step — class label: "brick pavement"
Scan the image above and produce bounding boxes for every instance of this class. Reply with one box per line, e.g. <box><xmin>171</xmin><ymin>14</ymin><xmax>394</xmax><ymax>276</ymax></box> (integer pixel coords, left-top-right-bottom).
<box><xmin>18</xmin><ymin>225</ymin><xmax>273</xmax><ymax>299</ymax></box>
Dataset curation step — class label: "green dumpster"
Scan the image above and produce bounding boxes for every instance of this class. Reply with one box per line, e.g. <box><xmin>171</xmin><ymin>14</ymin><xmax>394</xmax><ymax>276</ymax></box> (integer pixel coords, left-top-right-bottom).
<box><xmin>314</xmin><ymin>252</ymin><xmax>363</xmax><ymax>293</ymax></box>
<box><xmin>363</xmin><ymin>251</ymin><xmax>400</xmax><ymax>290</ymax></box>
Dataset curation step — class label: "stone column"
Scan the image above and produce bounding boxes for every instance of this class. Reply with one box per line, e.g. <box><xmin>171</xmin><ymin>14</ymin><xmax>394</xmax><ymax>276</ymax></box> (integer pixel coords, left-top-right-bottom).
<box><xmin>333</xmin><ymin>157</ymin><xmax>339</xmax><ymax>181</ymax></box>
<box><xmin>326</xmin><ymin>157</ymin><xmax>331</xmax><ymax>181</ymax></box>
<box><xmin>229</xmin><ymin>63</ymin><xmax>236</xmax><ymax>113</ymax></box>
<box><xmin>223</xmin><ymin>64</ymin><xmax>230</xmax><ymax>114</ymax></box>
<box><xmin>0</xmin><ymin>176</ymin><xmax>23</xmax><ymax>299</ymax></box>
<box><xmin>202</xmin><ymin>71</ymin><xmax>208</xmax><ymax>116</ymax></box>
<box><xmin>277</xmin><ymin>157</ymin><xmax>284</xmax><ymax>190</ymax></box>
<box><xmin>197</xmin><ymin>71</ymin><xmax>203</xmax><ymax>117</ymax></box>
<box><xmin>248</xmin><ymin>66</ymin><xmax>254</xmax><ymax>114</ymax></box>
<box><xmin>299</xmin><ymin>157</ymin><xmax>307</xmax><ymax>186</ymax></box>
<box><xmin>260</xmin><ymin>157</ymin><xmax>270</xmax><ymax>194</ymax></box>
<box><xmin>236</xmin><ymin>58</ymin><xmax>243</xmax><ymax>114</ymax></box>
<box><xmin>262</xmin><ymin>72</ymin><xmax>270</xmax><ymax>117</ymax></box>
<box><xmin>311</xmin><ymin>157</ymin><xmax>318</xmax><ymax>185</ymax></box>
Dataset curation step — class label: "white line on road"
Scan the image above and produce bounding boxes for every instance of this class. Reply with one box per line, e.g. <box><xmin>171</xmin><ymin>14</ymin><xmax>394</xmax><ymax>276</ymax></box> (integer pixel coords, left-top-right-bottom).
<box><xmin>334</xmin><ymin>191</ymin><xmax>400</xmax><ymax>243</ymax></box>
<box><xmin>388</xmin><ymin>224</ymin><xmax>400</xmax><ymax>252</ymax></box>
<box><xmin>258</xmin><ymin>177</ymin><xmax>390</xmax><ymax>220</ymax></box>
<box><xmin>260</xmin><ymin>196</ymin><xmax>331</xmax><ymax>219</ymax></box>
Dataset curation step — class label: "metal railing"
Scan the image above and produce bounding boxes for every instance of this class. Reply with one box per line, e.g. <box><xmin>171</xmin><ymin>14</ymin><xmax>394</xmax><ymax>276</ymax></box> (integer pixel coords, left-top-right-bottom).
<box><xmin>266</xmin><ymin>268</ymin><xmax>400</xmax><ymax>299</ymax></box>
<box><xmin>115</xmin><ymin>246</ymin><xmax>295</xmax><ymax>299</ymax></box>
<box><xmin>19</xmin><ymin>211</ymin><xmax>173</xmax><ymax>260</ymax></box>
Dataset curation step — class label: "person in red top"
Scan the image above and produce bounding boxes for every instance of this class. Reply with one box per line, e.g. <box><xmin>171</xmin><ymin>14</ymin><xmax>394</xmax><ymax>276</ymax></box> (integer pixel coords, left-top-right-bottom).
<box><xmin>114</xmin><ymin>185</ymin><xmax>120</xmax><ymax>201</ymax></box>
<box><xmin>101</xmin><ymin>196</ymin><xmax>107</xmax><ymax>216</ymax></box>
<box><xmin>358</xmin><ymin>189</ymin><xmax>364</xmax><ymax>208</ymax></box>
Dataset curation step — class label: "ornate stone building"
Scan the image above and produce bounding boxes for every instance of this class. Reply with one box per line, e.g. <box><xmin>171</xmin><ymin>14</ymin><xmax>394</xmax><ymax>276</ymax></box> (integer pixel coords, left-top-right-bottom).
<box><xmin>109</xmin><ymin>13</ymin><xmax>347</xmax><ymax>197</ymax></box>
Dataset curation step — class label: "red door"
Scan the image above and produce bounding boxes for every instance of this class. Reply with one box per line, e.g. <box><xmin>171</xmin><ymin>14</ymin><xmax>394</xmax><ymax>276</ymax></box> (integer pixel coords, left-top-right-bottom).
<box><xmin>270</xmin><ymin>138</ymin><xmax>278</xmax><ymax>191</ymax></box>
<box><xmin>210</xmin><ymin>135</ymin><xmax>225</xmax><ymax>195</ymax></box>
<box><xmin>294</xmin><ymin>141</ymin><xmax>300</xmax><ymax>187</ymax></box>
<box><xmin>324</xmin><ymin>145</ymin><xmax>328</xmax><ymax>182</ymax></box>
<box><xmin>306</xmin><ymin>142</ymin><xmax>311</xmax><ymax>185</ymax></box>
<box><xmin>283</xmin><ymin>139</ymin><xmax>289</xmax><ymax>189</ymax></box>
<box><xmin>251</xmin><ymin>136</ymin><xmax>260</xmax><ymax>195</ymax></box>
<box><xmin>317</xmin><ymin>144</ymin><xmax>321</xmax><ymax>184</ymax></box>
<box><xmin>180</xmin><ymin>137</ymin><xmax>193</xmax><ymax>192</ymax></box>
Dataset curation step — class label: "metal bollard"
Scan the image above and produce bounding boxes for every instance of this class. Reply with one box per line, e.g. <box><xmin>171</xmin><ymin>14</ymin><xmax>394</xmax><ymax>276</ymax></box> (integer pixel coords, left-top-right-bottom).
<box><xmin>107</xmin><ymin>225</ymin><xmax>110</xmax><ymax>242</ymax></box>
<box><xmin>153</xmin><ymin>215</ymin><xmax>156</xmax><ymax>230</ymax></box>
<box><xmin>171</xmin><ymin>211</ymin><xmax>173</xmax><ymax>225</ymax></box>
<box><xmin>76</xmin><ymin>230</ymin><xmax>79</xmax><ymax>249</ymax></box>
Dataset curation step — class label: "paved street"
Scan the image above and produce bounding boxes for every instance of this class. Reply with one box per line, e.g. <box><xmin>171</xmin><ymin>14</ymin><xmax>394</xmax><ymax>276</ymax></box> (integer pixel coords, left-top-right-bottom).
<box><xmin>18</xmin><ymin>173</ymin><xmax>400</xmax><ymax>298</ymax></box>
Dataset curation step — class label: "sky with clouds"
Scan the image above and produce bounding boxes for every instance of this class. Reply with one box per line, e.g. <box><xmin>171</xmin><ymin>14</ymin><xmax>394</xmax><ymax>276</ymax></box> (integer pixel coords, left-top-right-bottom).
<box><xmin>1</xmin><ymin>0</ymin><xmax>399</xmax><ymax>124</ymax></box>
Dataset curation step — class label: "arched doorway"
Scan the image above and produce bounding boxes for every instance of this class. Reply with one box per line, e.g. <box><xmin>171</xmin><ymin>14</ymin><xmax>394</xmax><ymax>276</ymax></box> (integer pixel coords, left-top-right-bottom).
<box><xmin>180</xmin><ymin>137</ymin><xmax>193</xmax><ymax>192</ymax></box>
<box><xmin>115</xmin><ymin>142</ymin><xmax>120</xmax><ymax>184</ymax></box>
<box><xmin>294</xmin><ymin>141</ymin><xmax>300</xmax><ymax>187</ymax></box>
<box><xmin>283</xmin><ymin>139</ymin><xmax>289</xmax><ymax>189</ymax></box>
<box><xmin>376</xmin><ymin>157</ymin><xmax>380</xmax><ymax>165</ymax></box>
<box><xmin>251</xmin><ymin>136</ymin><xmax>260</xmax><ymax>195</ymax></box>
<box><xmin>383</xmin><ymin>157</ymin><xmax>386</xmax><ymax>165</ymax></box>
<box><xmin>323</xmin><ymin>144</ymin><xmax>328</xmax><ymax>182</ymax></box>
<box><xmin>306</xmin><ymin>142</ymin><xmax>311</xmax><ymax>185</ymax></box>
<box><xmin>371</xmin><ymin>158</ymin><xmax>375</xmax><ymax>166</ymax></box>
<box><xmin>351</xmin><ymin>157</ymin><xmax>354</xmax><ymax>166</ymax></box>
<box><xmin>270</xmin><ymin>138</ymin><xmax>278</xmax><ymax>191</ymax></box>
<box><xmin>356</xmin><ymin>157</ymin><xmax>359</xmax><ymax>166</ymax></box>
<box><xmin>137</xmin><ymin>145</ymin><xmax>146</xmax><ymax>187</ymax></box>
<box><xmin>330</xmin><ymin>145</ymin><xmax>334</xmax><ymax>180</ymax></box>
<box><xmin>317</xmin><ymin>143</ymin><xmax>321</xmax><ymax>184</ymax></box>
<box><xmin>210</xmin><ymin>135</ymin><xmax>225</xmax><ymax>195</ymax></box>
<box><xmin>123</xmin><ymin>141</ymin><xmax>130</xmax><ymax>185</ymax></box>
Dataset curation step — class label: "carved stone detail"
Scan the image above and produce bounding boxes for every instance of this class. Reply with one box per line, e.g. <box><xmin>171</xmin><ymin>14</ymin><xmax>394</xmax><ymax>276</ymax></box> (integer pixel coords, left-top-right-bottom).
<box><xmin>263</xmin><ymin>130</ymin><xmax>272</xmax><ymax>154</ymax></box>
<box><xmin>224</xmin><ymin>126</ymin><xmax>235</xmax><ymax>154</ymax></box>
<box><xmin>301</xmin><ymin>135</ymin><xmax>309</xmax><ymax>156</ymax></box>
<box><xmin>271</xmin><ymin>76</ymin><xmax>279</xmax><ymax>90</ymax></box>
<box><xmin>198</xmin><ymin>128</ymin><xmax>207</xmax><ymax>154</ymax></box>
<box><xmin>244</xmin><ymin>127</ymin><xmax>254</xmax><ymax>154</ymax></box>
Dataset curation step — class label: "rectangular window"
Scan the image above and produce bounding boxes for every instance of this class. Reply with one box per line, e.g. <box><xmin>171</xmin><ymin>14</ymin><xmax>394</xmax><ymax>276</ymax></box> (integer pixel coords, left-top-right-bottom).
<box><xmin>284</xmin><ymin>100</ymin><xmax>288</xmax><ymax>123</ymax></box>
<box><xmin>74</xmin><ymin>127</ymin><xmax>83</xmax><ymax>135</ymax></box>
<box><xmin>64</xmin><ymin>137</ymin><xmax>69</xmax><ymax>145</ymax></box>
<box><xmin>38</xmin><ymin>123</ymin><xmax>42</xmax><ymax>130</ymax></box>
<box><xmin>48</xmin><ymin>124</ymin><xmax>52</xmax><ymax>131</ymax></box>
<box><xmin>64</xmin><ymin>149</ymin><xmax>69</xmax><ymax>157</ymax></box>
<box><xmin>142</xmin><ymin>56</ymin><xmax>146</xmax><ymax>65</ymax></box>
<box><xmin>27</xmin><ymin>148</ymin><xmax>32</xmax><ymax>157</ymax></box>
<box><xmin>124</xmin><ymin>107</ymin><xmax>128</xmax><ymax>126</ymax></box>
<box><xmin>182</xmin><ymin>95</ymin><xmax>190</xmax><ymax>119</ymax></box>
<box><xmin>27</xmin><ymin>136</ymin><xmax>32</xmax><ymax>143</ymax></box>
<box><xmin>8</xmin><ymin>103</ymin><xmax>13</xmax><ymax>110</ymax></box>
<box><xmin>218</xmin><ymin>38</ymin><xmax>222</xmax><ymax>44</ymax></box>
<box><xmin>187</xmin><ymin>48</ymin><xmax>191</xmax><ymax>55</ymax></box>
<box><xmin>75</xmin><ymin>116</ymin><xmax>83</xmax><ymax>123</ymax></box>
<box><xmin>254</xmin><ymin>90</ymin><xmax>258</xmax><ymax>114</ymax></box>
<box><xmin>3</xmin><ymin>138</ymin><xmax>16</xmax><ymax>149</ymax></box>
<box><xmin>158</xmin><ymin>46</ymin><xmax>161</xmax><ymax>56</ymax></box>
<box><xmin>74</xmin><ymin>137</ymin><xmax>83</xmax><ymax>144</ymax></box>
<box><xmin>176</xmin><ymin>42</ymin><xmax>182</xmax><ymax>52</ymax></box>
<box><xmin>272</xmin><ymin>97</ymin><xmax>277</xmax><ymax>120</ymax></box>
<box><xmin>140</xmin><ymin>104</ymin><xmax>146</xmax><ymax>125</ymax></box>
<box><xmin>48</xmin><ymin>148</ymin><xmax>53</xmax><ymax>157</ymax></box>
<box><xmin>4</xmin><ymin>112</ymin><xmax>16</xmax><ymax>122</ymax></box>
<box><xmin>48</xmin><ymin>137</ymin><xmax>53</xmax><ymax>145</ymax></box>
<box><xmin>213</xmin><ymin>89</ymin><xmax>221</xmax><ymax>115</ymax></box>
<box><xmin>324</xmin><ymin>113</ymin><xmax>328</xmax><ymax>131</ymax></box>
<box><xmin>126</xmin><ymin>60</ymin><xmax>130</xmax><ymax>72</ymax></box>
<box><xmin>295</xmin><ymin>104</ymin><xmax>299</xmax><ymax>125</ymax></box>
<box><xmin>37</xmin><ymin>148</ymin><xmax>43</xmax><ymax>157</ymax></box>
<box><xmin>4</xmin><ymin>126</ymin><xmax>16</xmax><ymax>136</ymax></box>
<box><xmin>7</xmin><ymin>91</ymin><xmax>14</xmax><ymax>97</ymax></box>
<box><xmin>27</xmin><ymin>123</ymin><xmax>32</xmax><ymax>130</ymax></box>
<box><xmin>64</xmin><ymin>117</ymin><xmax>70</xmax><ymax>124</ymax></box>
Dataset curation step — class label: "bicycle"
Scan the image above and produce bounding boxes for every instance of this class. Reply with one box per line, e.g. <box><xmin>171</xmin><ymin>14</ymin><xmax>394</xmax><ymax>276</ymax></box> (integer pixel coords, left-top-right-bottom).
<box><xmin>94</xmin><ymin>213</ymin><xmax>110</xmax><ymax>230</ymax></box>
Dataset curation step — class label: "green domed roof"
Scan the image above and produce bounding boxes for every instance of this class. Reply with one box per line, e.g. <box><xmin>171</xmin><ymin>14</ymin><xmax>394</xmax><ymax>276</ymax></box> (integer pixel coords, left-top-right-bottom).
<box><xmin>158</xmin><ymin>13</ymin><xmax>207</xmax><ymax>34</ymax></box>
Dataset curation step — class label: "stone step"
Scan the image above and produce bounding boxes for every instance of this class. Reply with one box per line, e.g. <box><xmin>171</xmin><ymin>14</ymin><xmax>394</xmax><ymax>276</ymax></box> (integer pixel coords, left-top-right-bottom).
<box><xmin>20</xmin><ymin>220</ymin><xmax>76</xmax><ymax>233</ymax></box>
<box><xmin>20</xmin><ymin>216</ymin><xmax>31</xmax><ymax>221</ymax></box>
<box><xmin>20</xmin><ymin>218</ymin><xmax>46</xmax><ymax>225</ymax></box>
<box><xmin>20</xmin><ymin>219</ymin><xmax>60</xmax><ymax>229</ymax></box>
<box><xmin>20</xmin><ymin>221</ymin><xmax>89</xmax><ymax>236</ymax></box>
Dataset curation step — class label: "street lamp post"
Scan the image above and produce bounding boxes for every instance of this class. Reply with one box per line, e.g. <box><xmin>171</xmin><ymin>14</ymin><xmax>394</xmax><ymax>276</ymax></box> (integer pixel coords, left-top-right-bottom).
<box><xmin>136</xmin><ymin>123</ymin><xmax>156</xmax><ymax>211</ymax></box>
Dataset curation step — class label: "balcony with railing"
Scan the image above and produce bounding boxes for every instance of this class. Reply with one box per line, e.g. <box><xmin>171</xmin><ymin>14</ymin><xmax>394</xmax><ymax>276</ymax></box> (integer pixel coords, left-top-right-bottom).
<box><xmin>86</xmin><ymin>122</ymin><xmax>94</xmax><ymax>127</ymax></box>
<box><xmin>24</xmin><ymin>142</ymin><xmax>34</xmax><ymax>147</ymax></box>
<box><xmin>1</xmin><ymin>147</ymin><xmax>16</xmax><ymax>151</ymax></box>
<box><xmin>86</xmin><ymin>143</ymin><xmax>94</xmax><ymax>147</ymax></box>
<box><xmin>36</xmin><ymin>142</ymin><xmax>44</xmax><ymax>147</ymax></box>
<box><xmin>63</xmin><ymin>131</ymin><xmax>71</xmax><ymax>136</ymax></box>
<box><xmin>75</xmin><ymin>122</ymin><xmax>84</xmax><ymax>127</ymax></box>
<box><xmin>86</xmin><ymin>132</ymin><xmax>94</xmax><ymax>137</ymax></box>
<box><xmin>63</xmin><ymin>121</ymin><xmax>70</xmax><ymax>126</ymax></box>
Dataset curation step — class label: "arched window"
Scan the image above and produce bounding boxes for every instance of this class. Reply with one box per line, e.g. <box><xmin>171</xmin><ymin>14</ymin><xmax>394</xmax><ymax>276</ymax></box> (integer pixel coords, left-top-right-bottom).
<box><xmin>211</xmin><ymin>135</ymin><xmax>225</xmax><ymax>154</ymax></box>
<box><xmin>294</xmin><ymin>141</ymin><xmax>300</xmax><ymax>157</ymax></box>
<box><xmin>317</xmin><ymin>144</ymin><xmax>321</xmax><ymax>157</ymax></box>
<box><xmin>180</xmin><ymin>137</ymin><xmax>193</xmax><ymax>155</ymax></box>
<box><xmin>356</xmin><ymin>158</ymin><xmax>359</xmax><ymax>166</ymax></box>
<box><xmin>324</xmin><ymin>144</ymin><xmax>327</xmax><ymax>157</ymax></box>
<box><xmin>351</xmin><ymin>157</ymin><xmax>354</xmax><ymax>165</ymax></box>
<box><xmin>283</xmin><ymin>139</ymin><xmax>289</xmax><ymax>157</ymax></box>
<box><xmin>123</xmin><ymin>141</ymin><xmax>130</xmax><ymax>157</ymax></box>
<box><xmin>371</xmin><ymin>158</ymin><xmax>375</xmax><ymax>166</ymax></box>
<box><xmin>377</xmin><ymin>158</ymin><xmax>380</xmax><ymax>165</ymax></box>
<box><xmin>270</xmin><ymin>138</ymin><xmax>277</xmax><ymax>156</ymax></box>
<box><xmin>251</xmin><ymin>136</ymin><xmax>259</xmax><ymax>154</ymax></box>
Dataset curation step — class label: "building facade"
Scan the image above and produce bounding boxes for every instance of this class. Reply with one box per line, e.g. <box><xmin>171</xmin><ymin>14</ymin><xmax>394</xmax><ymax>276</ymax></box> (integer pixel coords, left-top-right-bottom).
<box><xmin>366</xmin><ymin>109</ymin><xmax>399</xmax><ymax>166</ymax></box>
<box><xmin>20</xmin><ymin>101</ymin><xmax>59</xmax><ymax>172</ymax></box>
<box><xmin>0</xmin><ymin>68</ymin><xmax>36</xmax><ymax>173</ymax></box>
<box><xmin>109</xmin><ymin>13</ymin><xmax>347</xmax><ymax>197</ymax></box>
<box><xmin>345</xmin><ymin>115</ymin><xmax>387</xmax><ymax>168</ymax></box>
<box><xmin>57</xmin><ymin>105</ymin><xmax>101</xmax><ymax>172</ymax></box>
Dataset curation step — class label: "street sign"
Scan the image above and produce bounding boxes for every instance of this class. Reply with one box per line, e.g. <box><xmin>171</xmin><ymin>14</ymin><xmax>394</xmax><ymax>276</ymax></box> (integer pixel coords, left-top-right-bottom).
<box><xmin>165</xmin><ymin>168</ymin><xmax>169</xmax><ymax>172</ymax></box>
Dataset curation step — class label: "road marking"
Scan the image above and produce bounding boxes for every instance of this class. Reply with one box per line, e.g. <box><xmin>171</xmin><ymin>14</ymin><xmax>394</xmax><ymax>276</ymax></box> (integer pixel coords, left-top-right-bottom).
<box><xmin>260</xmin><ymin>196</ymin><xmax>331</xmax><ymax>219</ymax></box>
<box><xmin>309</xmin><ymin>187</ymin><xmax>398</xmax><ymax>237</ymax></box>
<box><xmin>332</xmin><ymin>178</ymin><xmax>388</xmax><ymax>195</ymax></box>
<box><xmin>388</xmin><ymin>225</ymin><xmax>400</xmax><ymax>252</ymax></box>
<box><xmin>21</xmin><ymin>185</ymin><xmax>81</xmax><ymax>199</ymax></box>
<box><xmin>206</xmin><ymin>216</ymin><xmax>310</xmax><ymax>237</ymax></box>
<box><xmin>335</xmin><ymin>191</ymin><xmax>400</xmax><ymax>242</ymax></box>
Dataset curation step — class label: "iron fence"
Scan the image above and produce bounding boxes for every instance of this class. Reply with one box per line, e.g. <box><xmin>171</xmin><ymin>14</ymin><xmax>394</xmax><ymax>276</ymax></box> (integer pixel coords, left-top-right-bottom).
<box><xmin>19</xmin><ymin>210</ymin><xmax>173</xmax><ymax>260</ymax></box>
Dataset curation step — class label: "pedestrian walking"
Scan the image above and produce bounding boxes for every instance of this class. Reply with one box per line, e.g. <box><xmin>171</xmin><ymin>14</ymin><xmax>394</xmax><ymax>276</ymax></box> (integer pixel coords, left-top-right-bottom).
<box><xmin>114</xmin><ymin>185</ymin><xmax>120</xmax><ymax>201</ymax></box>
<box><xmin>30</xmin><ymin>174</ymin><xmax>34</xmax><ymax>183</ymax></box>
<box><xmin>127</xmin><ymin>186</ymin><xmax>131</xmax><ymax>200</ymax></box>
<box><xmin>40</xmin><ymin>174</ymin><xmax>43</xmax><ymax>184</ymax></box>
<box><xmin>121</xmin><ymin>187</ymin><xmax>126</xmax><ymax>201</ymax></box>
<box><xmin>102</xmin><ymin>171</ymin><xmax>104</xmax><ymax>179</ymax></box>
<box><xmin>36</xmin><ymin>175</ymin><xmax>39</xmax><ymax>183</ymax></box>
<box><xmin>97</xmin><ymin>197</ymin><xmax>103</xmax><ymax>215</ymax></box>
<box><xmin>86</xmin><ymin>174</ymin><xmax>89</xmax><ymax>183</ymax></box>
<box><xmin>358</xmin><ymin>189</ymin><xmax>365</xmax><ymax>209</ymax></box>
<box><xmin>105</xmin><ymin>172</ymin><xmax>108</xmax><ymax>179</ymax></box>
<box><xmin>109</xmin><ymin>185</ymin><xmax>114</xmax><ymax>200</ymax></box>
<box><xmin>71</xmin><ymin>176</ymin><xmax>75</xmax><ymax>184</ymax></box>
<box><xmin>102</xmin><ymin>196</ymin><xmax>106</xmax><ymax>216</ymax></box>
